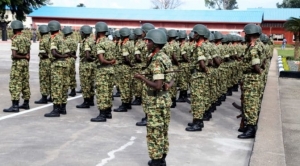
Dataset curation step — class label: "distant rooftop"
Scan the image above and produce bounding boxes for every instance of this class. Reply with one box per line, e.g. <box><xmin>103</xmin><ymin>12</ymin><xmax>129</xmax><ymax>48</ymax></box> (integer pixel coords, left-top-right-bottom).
<box><xmin>248</xmin><ymin>8</ymin><xmax>300</xmax><ymax>21</ymax></box>
<box><xmin>28</xmin><ymin>6</ymin><xmax>263</xmax><ymax>23</ymax></box>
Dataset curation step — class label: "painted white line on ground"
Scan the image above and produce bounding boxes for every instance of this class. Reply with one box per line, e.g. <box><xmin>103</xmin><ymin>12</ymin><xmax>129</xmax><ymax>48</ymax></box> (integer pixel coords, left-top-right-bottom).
<box><xmin>0</xmin><ymin>95</ymin><xmax>82</xmax><ymax>121</ymax></box>
<box><xmin>96</xmin><ymin>136</ymin><xmax>136</xmax><ymax>166</ymax></box>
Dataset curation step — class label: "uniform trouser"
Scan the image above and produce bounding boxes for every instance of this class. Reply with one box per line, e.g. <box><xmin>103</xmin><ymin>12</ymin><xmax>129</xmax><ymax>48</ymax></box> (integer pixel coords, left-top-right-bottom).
<box><xmin>9</xmin><ymin>60</ymin><xmax>31</xmax><ymax>100</ymax></box>
<box><xmin>169</xmin><ymin>65</ymin><xmax>178</xmax><ymax>98</ymax></box>
<box><xmin>142</xmin><ymin>83</ymin><xmax>148</xmax><ymax>114</ymax></box>
<box><xmin>119</xmin><ymin>65</ymin><xmax>132</xmax><ymax>103</ymax></box>
<box><xmin>68</xmin><ymin>57</ymin><xmax>77</xmax><ymax>89</ymax></box>
<box><xmin>177</xmin><ymin>63</ymin><xmax>189</xmax><ymax>91</ymax></box>
<box><xmin>219</xmin><ymin>65</ymin><xmax>227</xmax><ymax>94</ymax></box>
<box><xmin>114</xmin><ymin>65</ymin><xmax>121</xmax><ymax>87</ymax></box>
<box><xmin>132</xmin><ymin>67</ymin><xmax>143</xmax><ymax>98</ymax></box>
<box><xmin>208</xmin><ymin>67</ymin><xmax>218</xmax><ymax>103</ymax></box>
<box><xmin>147</xmin><ymin>106</ymin><xmax>171</xmax><ymax>159</ymax></box>
<box><xmin>242</xmin><ymin>73</ymin><xmax>261</xmax><ymax>125</ymax></box>
<box><xmin>51</xmin><ymin>61</ymin><xmax>68</xmax><ymax>104</ymax></box>
<box><xmin>95</xmin><ymin>69</ymin><xmax>114</xmax><ymax>110</ymax></box>
<box><xmin>231</xmin><ymin>61</ymin><xmax>239</xmax><ymax>85</ymax></box>
<box><xmin>190</xmin><ymin>73</ymin><xmax>207</xmax><ymax>119</ymax></box>
<box><xmin>79</xmin><ymin>62</ymin><xmax>95</xmax><ymax>99</ymax></box>
<box><xmin>39</xmin><ymin>59</ymin><xmax>51</xmax><ymax>96</ymax></box>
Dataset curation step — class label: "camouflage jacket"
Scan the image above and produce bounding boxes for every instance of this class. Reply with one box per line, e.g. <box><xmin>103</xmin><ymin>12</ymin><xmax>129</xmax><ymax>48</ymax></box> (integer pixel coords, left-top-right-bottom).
<box><xmin>133</xmin><ymin>39</ymin><xmax>147</xmax><ymax>67</ymax></box>
<box><xmin>243</xmin><ymin>40</ymin><xmax>262</xmax><ymax>72</ymax></box>
<box><xmin>120</xmin><ymin>39</ymin><xmax>134</xmax><ymax>67</ymax></box>
<box><xmin>95</xmin><ymin>37</ymin><xmax>115</xmax><ymax>74</ymax></box>
<box><xmin>38</xmin><ymin>34</ymin><xmax>50</xmax><ymax>59</ymax></box>
<box><xmin>162</xmin><ymin>41</ymin><xmax>181</xmax><ymax>65</ymax></box>
<box><xmin>79</xmin><ymin>36</ymin><xmax>96</xmax><ymax>62</ymax></box>
<box><xmin>11</xmin><ymin>33</ymin><xmax>31</xmax><ymax>59</ymax></box>
<box><xmin>64</xmin><ymin>35</ymin><xmax>78</xmax><ymax>56</ymax></box>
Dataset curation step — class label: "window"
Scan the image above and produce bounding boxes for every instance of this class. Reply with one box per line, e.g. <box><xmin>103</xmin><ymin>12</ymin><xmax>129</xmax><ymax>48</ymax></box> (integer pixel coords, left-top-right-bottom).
<box><xmin>272</xmin><ymin>34</ymin><xmax>284</xmax><ymax>41</ymax></box>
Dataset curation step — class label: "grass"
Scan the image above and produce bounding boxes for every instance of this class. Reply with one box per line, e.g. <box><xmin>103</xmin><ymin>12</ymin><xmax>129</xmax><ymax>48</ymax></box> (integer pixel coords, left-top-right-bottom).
<box><xmin>277</xmin><ymin>49</ymin><xmax>294</xmax><ymax>58</ymax></box>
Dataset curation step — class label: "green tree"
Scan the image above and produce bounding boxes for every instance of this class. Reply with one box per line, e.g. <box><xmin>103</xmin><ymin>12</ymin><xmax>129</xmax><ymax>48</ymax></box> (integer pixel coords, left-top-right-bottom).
<box><xmin>77</xmin><ymin>3</ymin><xmax>85</xmax><ymax>7</ymax></box>
<box><xmin>204</xmin><ymin>0</ymin><xmax>238</xmax><ymax>10</ymax></box>
<box><xmin>151</xmin><ymin>0</ymin><xmax>183</xmax><ymax>9</ymax></box>
<box><xmin>283</xmin><ymin>17</ymin><xmax>300</xmax><ymax>60</ymax></box>
<box><xmin>277</xmin><ymin>0</ymin><xmax>300</xmax><ymax>8</ymax></box>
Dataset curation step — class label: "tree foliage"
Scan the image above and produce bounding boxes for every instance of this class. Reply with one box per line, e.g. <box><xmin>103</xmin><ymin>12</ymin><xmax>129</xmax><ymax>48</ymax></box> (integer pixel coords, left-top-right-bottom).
<box><xmin>151</xmin><ymin>0</ymin><xmax>183</xmax><ymax>9</ymax></box>
<box><xmin>277</xmin><ymin>0</ymin><xmax>300</xmax><ymax>8</ymax></box>
<box><xmin>204</xmin><ymin>0</ymin><xmax>238</xmax><ymax>10</ymax></box>
<box><xmin>0</xmin><ymin>0</ymin><xmax>51</xmax><ymax>21</ymax></box>
<box><xmin>77</xmin><ymin>3</ymin><xmax>85</xmax><ymax>7</ymax></box>
<box><xmin>284</xmin><ymin>17</ymin><xmax>300</xmax><ymax>59</ymax></box>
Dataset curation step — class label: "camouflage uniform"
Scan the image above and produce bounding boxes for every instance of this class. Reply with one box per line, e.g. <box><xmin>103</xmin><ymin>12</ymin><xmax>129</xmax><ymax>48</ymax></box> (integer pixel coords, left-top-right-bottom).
<box><xmin>178</xmin><ymin>41</ymin><xmax>190</xmax><ymax>92</ymax></box>
<box><xmin>9</xmin><ymin>33</ymin><xmax>31</xmax><ymax>101</ymax></box>
<box><xmin>38</xmin><ymin>34</ymin><xmax>51</xmax><ymax>96</ymax></box>
<box><xmin>64</xmin><ymin>35</ymin><xmax>78</xmax><ymax>90</ymax></box>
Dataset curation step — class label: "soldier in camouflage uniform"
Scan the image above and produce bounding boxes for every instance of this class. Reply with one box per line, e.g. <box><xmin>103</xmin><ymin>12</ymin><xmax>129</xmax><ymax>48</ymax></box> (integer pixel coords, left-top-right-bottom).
<box><xmin>44</xmin><ymin>20</ymin><xmax>70</xmax><ymax>117</ymax></box>
<box><xmin>112</xmin><ymin>31</ymin><xmax>122</xmax><ymax>97</ymax></box>
<box><xmin>35</xmin><ymin>25</ymin><xmax>51</xmax><ymax>104</ymax></box>
<box><xmin>76</xmin><ymin>25</ymin><xmax>96</xmax><ymax>109</ymax></box>
<box><xmin>238</xmin><ymin>24</ymin><xmax>263</xmax><ymax>139</ymax></box>
<box><xmin>91</xmin><ymin>22</ymin><xmax>116</xmax><ymax>122</ymax></box>
<box><xmin>134</xmin><ymin>29</ymin><xmax>173</xmax><ymax>166</ymax></box>
<box><xmin>3</xmin><ymin>20</ymin><xmax>31</xmax><ymax>113</ymax></box>
<box><xmin>62</xmin><ymin>27</ymin><xmax>78</xmax><ymax>97</ymax></box>
<box><xmin>114</xmin><ymin>28</ymin><xmax>134</xmax><ymax>112</ymax></box>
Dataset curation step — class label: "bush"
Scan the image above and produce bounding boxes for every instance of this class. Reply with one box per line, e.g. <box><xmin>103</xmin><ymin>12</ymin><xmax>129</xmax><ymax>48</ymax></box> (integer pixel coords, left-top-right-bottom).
<box><xmin>282</xmin><ymin>57</ymin><xmax>290</xmax><ymax>71</ymax></box>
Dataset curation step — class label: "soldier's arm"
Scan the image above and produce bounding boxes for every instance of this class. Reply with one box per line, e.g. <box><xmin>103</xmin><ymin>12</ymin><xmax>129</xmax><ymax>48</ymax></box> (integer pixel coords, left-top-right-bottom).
<box><xmin>98</xmin><ymin>53</ymin><xmax>115</xmax><ymax>64</ymax></box>
<box><xmin>123</xmin><ymin>46</ymin><xmax>134</xmax><ymax>67</ymax></box>
<box><xmin>134</xmin><ymin>46</ymin><xmax>142</xmax><ymax>62</ymax></box>
<box><xmin>250</xmin><ymin>47</ymin><xmax>262</xmax><ymax>74</ymax></box>
<box><xmin>51</xmin><ymin>49</ymin><xmax>68</xmax><ymax>58</ymax></box>
<box><xmin>172</xmin><ymin>51</ymin><xmax>179</xmax><ymax>66</ymax></box>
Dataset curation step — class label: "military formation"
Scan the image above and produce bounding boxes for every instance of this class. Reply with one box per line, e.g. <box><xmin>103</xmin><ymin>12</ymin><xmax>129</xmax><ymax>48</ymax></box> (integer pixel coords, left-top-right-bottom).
<box><xmin>3</xmin><ymin>19</ymin><xmax>273</xmax><ymax>166</ymax></box>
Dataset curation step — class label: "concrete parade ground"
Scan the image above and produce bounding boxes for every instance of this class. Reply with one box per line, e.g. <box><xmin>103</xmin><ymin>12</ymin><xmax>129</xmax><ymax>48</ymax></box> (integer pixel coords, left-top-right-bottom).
<box><xmin>2</xmin><ymin>41</ymin><xmax>286</xmax><ymax>166</ymax></box>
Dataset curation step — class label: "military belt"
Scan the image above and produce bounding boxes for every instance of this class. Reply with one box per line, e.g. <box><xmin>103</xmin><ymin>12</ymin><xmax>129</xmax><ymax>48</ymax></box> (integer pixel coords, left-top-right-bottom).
<box><xmin>97</xmin><ymin>64</ymin><xmax>112</xmax><ymax>68</ymax></box>
<box><xmin>147</xmin><ymin>90</ymin><xmax>167</xmax><ymax>96</ymax></box>
<box><xmin>54</xmin><ymin>58</ymin><xmax>66</xmax><ymax>61</ymax></box>
<box><xmin>190</xmin><ymin>68</ymin><xmax>205</xmax><ymax>74</ymax></box>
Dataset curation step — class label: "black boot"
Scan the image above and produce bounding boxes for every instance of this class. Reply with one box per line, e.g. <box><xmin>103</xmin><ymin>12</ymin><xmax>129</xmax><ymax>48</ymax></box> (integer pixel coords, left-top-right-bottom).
<box><xmin>238</xmin><ymin>126</ymin><xmax>247</xmax><ymax>133</ymax></box>
<box><xmin>136</xmin><ymin>114</ymin><xmax>147</xmax><ymax>126</ymax></box>
<box><xmin>88</xmin><ymin>96</ymin><xmax>95</xmax><ymax>106</ymax></box>
<box><xmin>186</xmin><ymin>119</ymin><xmax>203</xmax><ymax>131</ymax></box>
<box><xmin>69</xmin><ymin>88</ymin><xmax>76</xmax><ymax>97</ymax></box>
<box><xmin>19</xmin><ymin>100</ymin><xmax>30</xmax><ymax>110</ymax></box>
<box><xmin>187</xmin><ymin>118</ymin><xmax>205</xmax><ymax>128</ymax></box>
<box><xmin>91</xmin><ymin>110</ymin><xmax>107</xmax><ymax>122</ymax></box>
<box><xmin>131</xmin><ymin>97</ymin><xmax>142</xmax><ymax>105</ymax></box>
<box><xmin>148</xmin><ymin>159</ymin><xmax>162</xmax><ymax>166</ymax></box>
<box><xmin>238</xmin><ymin>125</ymin><xmax>256</xmax><ymax>139</ymax></box>
<box><xmin>216</xmin><ymin>97</ymin><xmax>222</xmax><ymax>106</ymax></box>
<box><xmin>60</xmin><ymin>103</ymin><xmax>67</xmax><ymax>115</ymax></box>
<box><xmin>203</xmin><ymin>109</ymin><xmax>212</xmax><ymax>121</ymax></box>
<box><xmin>126</xmin><ymin>103</ymin><xmax>132</xmax><ymax>109</ymax></box>
<box><xmin>76</xmin><ymin>98</ymin><xmax>90</xmax><ymax>108</ymax></box>
<box><xmin>171</xmin><ymin>97</ymin><xmax>176</xmax><ymax>108</ymax></box>
<box><xmin>232</xmin><ymin>84</ymin><xmax>239</xmax><ymax>92</ymax></box>
<box><xmin>161</xmin><ymin>154</ymin><xmax>167</xmax><ymax>166</ymax></box>
<box><xmin>35</xmin><ymin>95</ymin><xmax>48</xmax><ymax>104</ymax></box>
<box><xmin>113</xmin><ymin>88</ymin><xmax>121</xmax><ymax>97</ymax></box>
<box><xmin>3</xmin><ymin>100</ymin><xmax>19</xmax><ymax>113</ymax></box>
<box><xmin>211</xmin><ymin>103</ymin><xmax>217</xmax><ymax>112</ymax></box>
<box><xmin>183</xmin><ymin>90</ymin><xmax>191</xmax><ymax>104</ymax></box>
<box><xmin>76</xmin><ymin>88</ymin><xmax>82</xmax><ymax>93</ymax></box>
<box><xmin>176</xmin><ymin>91</ymin><xmax>185</xmax><ymax>102</ymax></box>
<box><xmin>105</xmin><ymin>107</ymin><xmax>112</xmax><ymax>119</ymax></box>
<box><xmin>226</xmin><ymin>87</ymin><xmax>232</xmax><ymax>96</ymax></box>
<box><xmin>113</xmin><ymin>103</ymin><xmax>127</xmax><ymax>112</ymax></box>
<box><xmin>47</xmin><ymin>96</ymin><xmax>53</xmax><ymax>102</ymax></box>
<box><xmin>44</xmin><ymin>104</ymin><xmax>60</xmax><ymax>117</ymax></box>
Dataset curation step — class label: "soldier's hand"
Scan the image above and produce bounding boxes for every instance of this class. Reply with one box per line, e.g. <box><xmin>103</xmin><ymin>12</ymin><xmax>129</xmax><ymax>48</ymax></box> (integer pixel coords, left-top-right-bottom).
<box><xmin>134</xmin><ymin>74</ymin><xmax>143</xmax><ymax>80</ymax></box>
<box><xmin>111</xmin><ymin>59</ymin><xmax>116</xmax><ymax>65</ymax></box>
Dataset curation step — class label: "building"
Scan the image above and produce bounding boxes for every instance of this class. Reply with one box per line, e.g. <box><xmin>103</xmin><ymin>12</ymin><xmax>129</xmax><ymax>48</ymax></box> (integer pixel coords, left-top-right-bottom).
<box><xmin>2</xmin><ymin>7</ymin><xmax>32</xmax><ymax>28</ymax></box>
<box><xmin>28</xmin><ymin>6</ymin><xmax>300</xmax><ymax>44</ymax></box>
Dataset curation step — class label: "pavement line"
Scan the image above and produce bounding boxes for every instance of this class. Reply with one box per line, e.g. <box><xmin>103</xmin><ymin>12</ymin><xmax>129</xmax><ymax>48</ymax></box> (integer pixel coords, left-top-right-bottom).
<box><xmin>96</xmin><ymin>136</ymin><xmax>136</xmax><ymax>166</ymax></box>
<box><xmin>0</xmin><ymin>95</ymin><xmax>82</xmax><ymax>121</ymax></box>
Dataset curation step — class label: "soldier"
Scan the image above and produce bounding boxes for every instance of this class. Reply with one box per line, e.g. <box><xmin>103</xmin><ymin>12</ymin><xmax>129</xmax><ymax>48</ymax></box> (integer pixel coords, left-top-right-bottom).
<box><xmin>91</xmin><ymin>22</ymin><xmax>116</xmax><ymax>122</ymax></box>
<box><xmin>44</xmin><ymin>20</ymin><xmax>70</xmax><ymax>117</ymax></box>
<box><xmin>3</xmin><ymin>20</ymin><xmax>31</xmax><ymax>113</ymax></box>
<box><xmin>35</xmin><ymin>25</ymin><xmax>51</xmax><ymax>104</ymax></box>
<box><xmin>238</xmin><ymin>24</ymin><xmax>263</xmax><ymax>139</ymax></box>
<box><xmin>112</xmin><ymin>30</ymin><xmax>122</xmax><ymax>98</ymax></box>
<box><xmin>134</xmin><ymin>29</ymin><xmax>172</xmax><ymax>166</ymax></box>
<box><xmin>76</xmin><ymin>25</ymin><xmax>96</xmax><ymax>109</ymax></box>
<box><xmin>185</xmin><ymin>24</ymin><xmax>209</xmax><ymax>132</ymax></box>
<box><xmin>113</xmin><ymin>27</ymin><xmax>134</xmax><ymax>112</ymax></box>
<box><xmin>62</xmin><ymin>27</ymin><xmax>78</xmax><ymax>97</ymax></box>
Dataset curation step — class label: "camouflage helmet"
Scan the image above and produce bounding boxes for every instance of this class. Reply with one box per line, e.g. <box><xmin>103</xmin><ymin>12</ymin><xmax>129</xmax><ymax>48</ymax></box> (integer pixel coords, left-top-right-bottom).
<box><xmin>192</xmin><ymin>24</ymin><xmax>208</xmax><ymax>36</ymax></box>
<box><xmin>134</xmin><ymin>28</ymin><xmax>143</xmax><ymax>36</ymax></box>
<box><xmin>129</xmin><ymin>33</ymin><xmax>135</xmax><ymax>40</ymax></box>
<box><xmin>11</xmin><ymin>20</ymin><xmax>23</xmax><ymax>30</ymax></box>
<box><xmin>80</xmin><ymin>25</ymin><xmax>92</xmax><ymax>35</ymax></box>
<box><xmin>167</xmin><ymin>29</ymin><xmax>178</xmax><ymax>38</ymax></box>
<box><xmin>95</xmin><ymin>22</ymin><xmax>108</xmax><ymax>33</ymax></box>
<box><xmin>141</xmin><ymin>23</ymin><xmax>155</xmax><ymax>33</ymax></box>
<box><xmin>189</xmin><ymin>32</ymin><xmax>194</xmax><ymax>39</ymax></box>
<box><xmin>145</xmin><ymin>29</ymin><xmax>167</xmax><ymax>45</ymax></box>
<box><xmin>157</xmin><ymin>28</ymin><xmax>167</xmax><ymax>35</ymax></box>
<box><xmin>221</xmin><ymin>34</ymin><xmax>228</xmax><ymax>43</ymax></box>
<box><xmin>114</xmin><ymin>31</ymin><xmax>120</xmax><ymax>38</ymax></box>
<box><xmin>209</xmin><ymin>33</ymin><xmax>215</xmax><ymax>42</ymax></box>
<box><xmin>244</xmin><ymin>24</ymin><xmax>261</xmax><ymax>35</ymax></box>
<box><xmin>38</xmin><ymin>25</ymin><xmax>50</xmax><ymax>34</ymax></box>
<box><xmin>214</xmin><ymin>31</ymin><xmax>223</xmax><ymax>40</ymax></box>
<box><xmin>62</xmin><ymin>26</ymin><xmax>73</xmax><ymax>35</ymax></box>
<box><xmin>178</xmin><ymin>30</ymin><xmax>187</xmax><ymax>39</ymax></box>
<box><xmin>48</xmin><ymin>20</ymin><xmax>61</xmax><ymax>32</ymax></box>
<box><xmin>119</xmin><ymin>27</ymin><xmax>131</xmax><ymax>37</ymax></box>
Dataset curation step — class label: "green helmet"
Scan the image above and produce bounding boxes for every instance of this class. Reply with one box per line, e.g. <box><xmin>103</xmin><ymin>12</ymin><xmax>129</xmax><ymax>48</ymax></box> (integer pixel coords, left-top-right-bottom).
<box><xmin>80</xmin><ymin>25</ymin><xmax>92</xmax><ymax>34</ymax></box>
<box><xmin>221</xmin><ymin>34</ymin><xmax>228</xmax><ymax>43</ymax></box>
<box><xmin>192</xmin><ymin>24</ymin><xmax>207</xmax><ymax>36</ymax></box>
<box><xmin>226</xmin><ymin>34</ymin><xmax>233</xmax><ymax>42</ymax></box>
<box><xmin>241</xmin><ymin>37</ymin><xmax>245</xmax><ymax>43</ymax></box>
<box><xmin>141</xmin><ymin>23</ymin><xmax>155</xmax><ymax>33</ymax></box>
<box><xmin>244</xmin><ymin>24</ymin><xmax>260</xmax><ymax>35</ymax></box>
<box><xmin>145</xmin><ymin>29</ymin><xmax>167</xmax><ymax>45</ymax></box>
<box><xmin>178</xmin><ymin>30</ymin><xmax>187</xmax><ymax>39</ymax></box>
<box><xmin>114</xmin><ymin>31</ymin><xmax>120</xmax><ymax>38</ymax></box>
<box><xmin>157</xmin><ymin>28</ymin><xmax>167</xmax><ymax>35</ymax></box>
<box><xmin>167</xmin><ymin>29</ymin><xmax>178</xmax><ymax>38</ymax></box>
<box><xmin>129</xmin><ymin>33</ymin><xmax>135</xmax><ymax>40</ymax></box>
<box><xmin>95</xmin><ymin>22</ymin><xmax>108</xmax><ymax>33</ymax></box>
<box><xmin>48</xmin><ymin>20</ymin><xmax>61</xmax><ymax>32</ymax></box>
<box><xmin>189</xmin><ymin>32</ymin><xmax>194</xmax><ymax>39</ymax></box>
<box><xmin>105</xmin><ymin>31</ymin><xmax>111</xmax><ymax>36</ymax></box>
<box><xmin>232</xmin><ymin>35</ymin><xmax>240</xmax><ymax>42</ymax></box>
<box><xmin>11</xmin><ymin>20</ymin><xmax>23</xmax><ymax>30</ymax></box>
<box><xmin>214</xmin><ymin>31</ymin><xmax>223</xmax><ymax>40</ymax></box>
<box><xmin>204</xmin><ymin>29</ymin><xmax>211</xmax><ymax>39</ymax></box>
<box><xmin>119</xmin><ymin>27</ymin><xmax>131</xmax><ymax>37</ymax></box>
<box><xmin>134</xmin><ymin>28</ymin><xmax>143</xmax><ymax>36</ymax></box>
<box><xmin>38</xmin><ymin>25</ymin><xmax>49</xmax><ymax>34</ymax></box>
<box><xmin>209</xmin><ymin>33</ymin><xmax>215</xmax><ymax>42</ymax></box>
<box><xmin>62</xmin><ymin>26</ymin><xmax>73</xmax><ymax>35</ymax></box>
